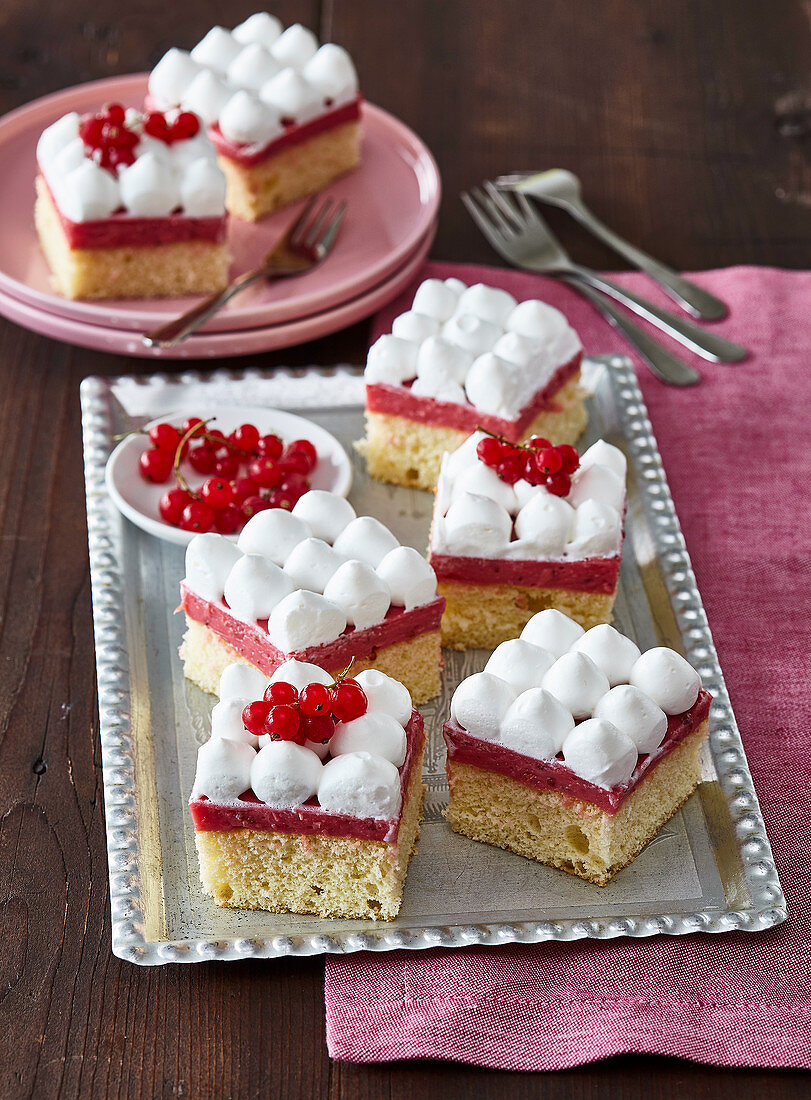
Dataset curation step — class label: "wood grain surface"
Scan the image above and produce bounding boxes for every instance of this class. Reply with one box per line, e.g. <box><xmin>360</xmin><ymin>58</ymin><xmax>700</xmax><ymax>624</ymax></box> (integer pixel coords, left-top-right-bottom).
<box><xmin>0</xmin><ymin>1</ymin><xmax>808</xmax><ymax>1096</ymax></box>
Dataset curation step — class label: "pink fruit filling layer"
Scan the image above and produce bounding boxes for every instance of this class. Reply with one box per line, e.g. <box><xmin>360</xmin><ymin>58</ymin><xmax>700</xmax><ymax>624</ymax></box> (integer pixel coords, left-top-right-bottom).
<box><xmin>209</xmin><ymin>95</ymin><xmax>363</xmax><ymax>167</ymax></box>
<box><xmin>39</xmin><ymin>176</ymin><xmax>227</xmax><ymax>250</ymax></box>
<box><xmin>365</xmin><ymin>351</ymin><xmax>582</xmax><ymax>439</ymax></box>
<box><xmin>429</xmin><ymin>552</ymin><xmax>621</xmax><ymax>594</ymax></box>
<box><xmin>190</xmin><ymin>710</ymin><xmax>424</xmax><ymax>843</ymax></box>
<box><xmin>180</xmin><ymin>583</ymin><xmax>445</xmax><ymax>676</ymax></box>
<box><xmin>444</xmin><ymin>688</ymin><xmax>711</xmax><ymax>815</ymax></box>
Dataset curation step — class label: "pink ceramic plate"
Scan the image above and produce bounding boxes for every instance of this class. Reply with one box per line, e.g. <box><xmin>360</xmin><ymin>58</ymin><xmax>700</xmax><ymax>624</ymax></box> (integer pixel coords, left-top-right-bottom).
<box><xmin>0</xmin><ymin>74</ymin><xmax>440</xmax><ymax>333</ymax></box>
<box><xmin>0</xmin><ymin>222</ymin><xmax>434</xmax><ymax>358</ymax></box>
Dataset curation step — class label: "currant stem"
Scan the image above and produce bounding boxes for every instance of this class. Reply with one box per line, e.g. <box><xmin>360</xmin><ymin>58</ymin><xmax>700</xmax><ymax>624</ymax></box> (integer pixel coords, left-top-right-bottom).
<box><xmin>172</xmin><ymin>417</ymin><xmax>216</xmax><ymax>497</ymax></box>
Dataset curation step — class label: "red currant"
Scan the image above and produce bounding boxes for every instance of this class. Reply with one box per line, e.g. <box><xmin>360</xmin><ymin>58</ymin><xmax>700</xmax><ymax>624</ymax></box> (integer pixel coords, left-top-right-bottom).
<box><xmin>231</xmin><ymin>476</ymin><xmax>259</xmax><ymax>504</ymax></box>
<box><xmin>537</xmin><ymin>447</ymin><xmax>563</xmax><ymax>475</ymax></box>
<box><xmin>144</xmin><ymin>111</ymin><xmax>170</xmax><ymax>142</ymax></box>
<box><xmin>214</xmin><ymin>504</ymin><xmax>242</xmax><ymax>534</ymax></box>
<box><xmin>495</xmin><ymin>453</ymin><xmax>526</xmax><ymax>484</ymax></box>
<box><xmin>267</xmin><ymin>488</ymin><xmax>295</xmax><ymax>511</ymax></box>
<box><xmin>188</xmin><ymin>444</ymin><xmax>216</xmax><ymax>475</ymax></box>
<box><xmin>182</xmin><ymin>416</ymin><xmax>205</xmax><ymax>438</ymax></box>
<box><xmin>256</xmin><ymin>434</ymin><xmax>283</xmax><ymax>460</ymax></box>
<box><xmin>476</xmin><ymin>437</ymin><xmax>503</xmax><ymax>466</ymax></box>
<box><xmin>524</xmin><ymin>452</ymin><xmax>547</xmax><ymax>487</ymax></box>
<box><xmin>242</xmin><ymin>700</ymin><xmax>272</xmax><ymax>736</ymax></box>
<box><xmin>138</xmin><ymin>447</ymin><xmax>174</xmax><ymax>483</ymax></box>
<box><xmin>527</xmin><ymin>436</ymin><xmax>552</xmax><ymax>450</ymax></box>
<box><xmin>280</xmin><ymin>449</ymin><xmax>312</xmax><ymax>476</ymax></box>
<box><xmin>79</xmin><ymin>115</ymin><xmax>105</xmax><ymax>148</ymax></box>
<box><xmin>330</xmin><ymin>679</ymin><xmax>368</xmax><ymax>722</ymax></box>
<box><xmin>232</xmin><ymin>423</ymin><xmax>260</xmax><ymax>453</ymax></box>
<box><xmin>264</xmin><ymin>704</ymin><xmax>302</xmax><ymax>742</ymax></box>
<box><xmin>299</xmin><ymin>682</ymin><xmax>331</xmax><ymax>717</ymax></box>
<box><xmin>278</xmin><ymin>472</ymin><xmax>309</xmax><ymax>500</ymax></box>
<box><xmin>104</xmin><ymin>103</ymin><xmax>126</xmax><ymax>125</ymax></box>
<box><xmin>100</xmin><ymin>145</ymin><xmax>136</xmax><ymax>172</ymax></box>
<box><xmin>284</xmin><ymin>439</ymin><xmax>317</xmax><ymax>472</ymax></box>
<box><xmin>159</xmin><ymin>487</ymin><xmax>192</xmax><ymax>524</ymax></box>
<box><xmin>263</xmin><ymin>681</ymin><xmax>299</xmax><ymax>706</ymax></box>
<box><xmin>302</xmin><ymin>713</ymin><xmax>336</xmax><ymax>745</ymax></box>
<box><xmin>179</xmin><ymin>501</ymin><xmax>215</xmax><ymax>532</ymax></box>
<box><xmin>200</xmin><ymin>477</ymin><xmax>234</xmax><ymax>510</ymax></box>
<box><xmin>242</xmin><ymin>495</ymin><xmax>271</xmax><ymax>519</ymax></box>
<box><xmin>213</xmin><ymin>453</ymin><xmax>239</xmax><ymax>479</ymax></box>
<box><xmin>148</xmin><ymin>422</ymin><xmax>182</xmax><ymax>452</ymax></box>
<box><xmin>545</xmin><ymin>472</ymin><xmax>572</xmax><ymax>497</ymax></box>
<box><xmin>556</xmin><ymin>444</ymin><xmax>580</xmax><ymax>475</ymax></box>
<box><xmin>249</xmin><ymin>457</ymin><xmax>282</xmax><ymax>489</ymax></box>
<box><xmin>170</xmin><ymin>111</ymin><xmax>200</xmax><ymax>141</ymax></box>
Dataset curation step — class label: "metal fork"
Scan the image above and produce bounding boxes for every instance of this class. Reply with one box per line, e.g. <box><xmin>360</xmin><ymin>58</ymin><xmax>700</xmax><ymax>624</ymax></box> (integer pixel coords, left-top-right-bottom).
<box><xmin>143</xmin><ymin>195</ymin><xmax>346</xmax><ymax>349</ymax></box>
<box><xmin>496</xmin><ymin>169</ymin><xmax>728</xmax><ymax>321</ymax></box>
<box><xmin>463</xmin><ymin>185</ymin><xmax>742</xmax><ymax>385</ymax></box>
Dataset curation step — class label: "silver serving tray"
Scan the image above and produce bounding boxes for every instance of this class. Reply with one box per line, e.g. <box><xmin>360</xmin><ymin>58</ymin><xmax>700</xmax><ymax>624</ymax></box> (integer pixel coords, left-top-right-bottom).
<box><xmin>80</xmin><ymin>359</ymin><xmax>786</xmax><ymax>965</ymax></box>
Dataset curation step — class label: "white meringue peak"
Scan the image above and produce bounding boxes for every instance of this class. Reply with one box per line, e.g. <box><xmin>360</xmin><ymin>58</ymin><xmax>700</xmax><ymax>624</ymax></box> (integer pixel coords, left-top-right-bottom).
<box><xmin>291</xmin><ymin>490</ymin><xmax>355</xmax><ymax>544</ymax></box>
<box><xmin>484</xmin><ymin>638</ymin><xmax>556</xmax><ymax>694</ymax></box>
<box><xmin>561</xmin><ymin>718</ymin><xmax>638</xmax><ymax>789</ymax></box>
<box><xmin>450</xmin><ymin>672</ymin><xmax>517</xmax><ymax>738</ymax></box>
<box><xmin>354</xmin><ymin>668</ymin><xmax>413</xmax><ymax>726</ymax></box>
<box><xmin>317</xmin><ymin>751</ymin><xmax>401</xmax><ymax>819</ymax></box>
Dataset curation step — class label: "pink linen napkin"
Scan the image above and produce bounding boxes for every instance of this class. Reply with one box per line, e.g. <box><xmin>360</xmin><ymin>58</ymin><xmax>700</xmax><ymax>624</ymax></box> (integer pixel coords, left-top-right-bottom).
<box><xmin>325</xmin><ymin>264</ymin><xmax>811</xmax><ymax>1070</ymax></box>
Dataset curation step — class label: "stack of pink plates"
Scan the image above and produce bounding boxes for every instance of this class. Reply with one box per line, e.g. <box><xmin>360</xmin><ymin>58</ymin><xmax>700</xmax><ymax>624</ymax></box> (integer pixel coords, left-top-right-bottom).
<box><xmin>0</xmin><ymin>75</ymin><xmax>440</xmax><ymax>358</ymax></box>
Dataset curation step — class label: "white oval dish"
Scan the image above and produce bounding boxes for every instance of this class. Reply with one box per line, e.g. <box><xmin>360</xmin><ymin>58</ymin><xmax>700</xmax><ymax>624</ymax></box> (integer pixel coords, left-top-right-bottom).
<box><xmin>105</xmin><ymin>405</ymin><xmax>352</xmax><ymax>546</ymax></box>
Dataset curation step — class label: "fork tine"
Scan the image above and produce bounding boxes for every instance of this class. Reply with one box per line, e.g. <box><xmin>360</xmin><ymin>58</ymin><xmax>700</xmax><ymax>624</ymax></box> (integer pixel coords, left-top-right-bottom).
<box><xmin>316</xmin><ymin>200</ymin><xmax>346</xmax><ymax>253</ymax></box>
<box><xmin>513</xmin><ymin>189</ymin><xmax>541</xmax><ymax>225</ymax></box>
<box><xmin>472</xmin><ymin>184</ymin><xmax>516</xmax><ymax>237</ymax></box>
<box><xmin>303</xmin><ymin>197</ymin><xmax>335</xmax><ymax>248</ymax></box>
<box><xmin>460</xmin><ymin>190</ymin><xmax>512</xmax><ymax>257</ymax></box>
<box><xmin>286</xmin><ymin>195</ymin><xmax>319</xmax><ymax>247</ymax></box>
<box><xmin>483</xmin><ymin>181</ymin><xmax>524</xmax><ymax>230</ymax></box>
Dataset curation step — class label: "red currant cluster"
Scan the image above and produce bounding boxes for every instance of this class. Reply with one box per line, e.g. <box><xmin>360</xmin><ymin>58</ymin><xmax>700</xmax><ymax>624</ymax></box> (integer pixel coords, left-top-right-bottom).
<box><xmin>476</xmin><ymin>433</ymin><xmax>580</xmax><ymax>497</ymax></box>
<box><xmin>79</xmin><ymin>104</ymin><xmax>139</xmax><ymax>173</ymax></box>
<box><xmin>143</xmin><ymin>109</ymin><xmax>199</xmax><ymax>144</ymax></box>
<box><xmin>78</xmin><ymin>103</ymin><xmax>200</xmax><ymax>176</ymax></box>
<box><xmin>242</xmin><ymin>670</ymin><xmax>368</xmax><ymax>746</ymax></box>
<box><xmin>137</xmin><ymin>417</ymin><xmax>319</xmax><ymax>534</ymax></box>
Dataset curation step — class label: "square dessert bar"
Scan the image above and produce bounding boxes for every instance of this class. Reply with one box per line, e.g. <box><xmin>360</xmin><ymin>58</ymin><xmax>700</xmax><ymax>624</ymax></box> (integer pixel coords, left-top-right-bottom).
<box><xmin>180</xmin><ymin>489</ymin><xmax>444</xmax><ymax>704</ymax></box>
<box><xmin>361</xmin><ymin>278</ymin><xmax>587</xmax><ymax>490</ymax></box>
<box><xmin>429</xmin><ymin>435</ymin><xmax>627</xmax><ymax>648</ymax></box>
<box><xmin>190</xmin><ymin>660</ymin><xmax>425</xmax><ymax>919</ymax></box>
<box><xmin>35</xmin><ymin>105</ymin><xmax>228</xmax><ymax>299</ymax></box>
<box><xmin>149</xmin><ymin>14</ymin><xmax>361</xmax><ymax>221</ymax></box>
<box><xmin>444</xmin><ymin>609</ymin><xmax>711</xmax><ymax>885</ymax></box>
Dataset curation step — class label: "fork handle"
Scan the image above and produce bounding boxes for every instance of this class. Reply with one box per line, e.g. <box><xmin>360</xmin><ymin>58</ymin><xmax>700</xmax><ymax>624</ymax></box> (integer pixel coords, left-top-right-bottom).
<box><xmin>566</xmin><ymin>205</ymin><xmax>727</xmax><ymax>321</ymax></box>
<box><xmin>562</xmin><ymin>278</ymin><xmax>701</xmax><ymax>387</ymax></box>
<box><xmin>569</xmin><ymin>266</ymin><xmax>747</xmax><ymax>363</ymax></box>
<box><xmin>142</xmin><ymin>264</ymin><xmax>306</xmax><ymax>349</ymax></box>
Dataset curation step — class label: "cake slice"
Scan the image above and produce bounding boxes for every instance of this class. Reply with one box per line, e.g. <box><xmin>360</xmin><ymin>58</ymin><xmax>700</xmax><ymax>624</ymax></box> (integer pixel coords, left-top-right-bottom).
<box><xmin>148</xmin><ymin>14</ymin><xmax>361</xmax><ymax>221</ymax></box>
<box><xmin>35</xmin><ymin>104</ymin><xmax>228</xmax><ymax>299</ymax></box>
<box><xmin>190</xmin><ymin>659</ymin><xmax>425</xmax><ymax>919</ymax></box>
<box><xmin>360</xmin><ymin>278</ymin><xmax>587</xmax><ymax>490</ymax></box>
<box><xmin>444</xmin><ymin>609</ymin><xmax>710</xmax><ymax>885</ymax></box>
<box><xmin>180</xmin><ymin>489</ymin><xmax>444</xmax><ymax>704</ymax></box>
<box><xmin>429</xmin><ymin>435</ymin><xmax>626</xmax><ymax>647</ymax></box>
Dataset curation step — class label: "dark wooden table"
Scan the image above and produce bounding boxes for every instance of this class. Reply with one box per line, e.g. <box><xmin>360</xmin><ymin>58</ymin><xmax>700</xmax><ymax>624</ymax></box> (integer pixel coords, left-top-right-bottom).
<box><xmin>1</xmin><ymin>2</ymin><xmax>808</xmax><ymax>1096</ymax></box>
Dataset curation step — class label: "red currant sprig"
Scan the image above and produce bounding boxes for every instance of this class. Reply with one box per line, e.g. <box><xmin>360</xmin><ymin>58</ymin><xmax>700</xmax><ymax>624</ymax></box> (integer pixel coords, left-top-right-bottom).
<box><xmin>241</xmin><ymin>660</ymin><xmax>369</xmax><ymax>749</ymax></box>
<box><xmin>475</xmin><ymin>429</ymin><xmax>580</xmax><ymax>497</ymax></box>
<box><xmin>79</xmin><ymin>103</ymin><xmax>139</xmax><ymax>174</ymax></box>
<box><xmin>131</xmin><ymin>417</ymin><xmax>321</xmax><ymax>535</ymax></box>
